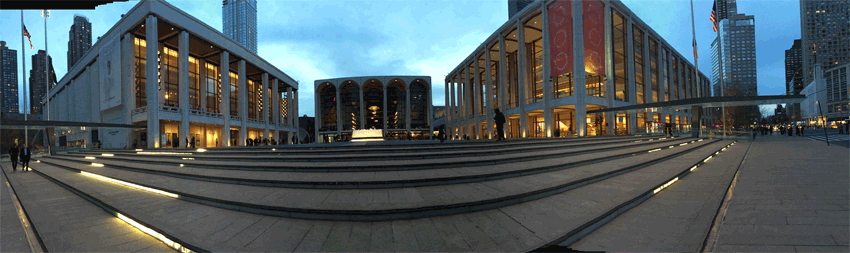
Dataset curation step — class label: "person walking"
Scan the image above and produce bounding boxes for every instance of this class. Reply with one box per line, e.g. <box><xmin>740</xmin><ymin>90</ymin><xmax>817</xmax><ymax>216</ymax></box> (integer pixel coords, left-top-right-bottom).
<box><xmin>190</xmin><ymin>136</ymin><xmax>196</xmax><ymax>148</ymax></box>
<box><xmin>494</xmin><ymin>108</ymin><xmax>506</xmax><ymax>141</ymax></box>
<box><xmin>8</xmin><ymin>145</ymin><xmax>19</xmax><ymax>171</ymax></box>
<box><xmin>438</xmin><ymin>127</ymin><xmax>446</xmax><ymax>143</ymax></box>
<box><xmin>845</xmin><ymin>122</ymin><xmax>849</xmax><ymax>135</ymax></box>
<box><xmin>20</xmin><ymin>145</ymin><xmax>31</xmax><ymax>171</ymax></box>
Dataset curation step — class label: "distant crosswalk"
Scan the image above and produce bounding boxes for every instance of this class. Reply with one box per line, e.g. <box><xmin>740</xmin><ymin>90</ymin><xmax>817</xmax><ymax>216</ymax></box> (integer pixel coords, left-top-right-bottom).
<box><xmin>806</xmin><ymin>134</ymin><xmax>850</xmax><ymax>142</ymax></box>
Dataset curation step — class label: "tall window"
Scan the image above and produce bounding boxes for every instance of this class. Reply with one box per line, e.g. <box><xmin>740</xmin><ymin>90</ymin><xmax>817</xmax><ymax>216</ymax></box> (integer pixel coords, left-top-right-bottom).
<box><xmin>247</xmin><ymin>79</ymin><xmax>257</xmax><ymax>119</ymax></box>
<box><xmin>387</xmin><ymin>80</ymin><xmax>406</xmax><ymax>129</ymax></box>
<box><xmin>410</xmin><ymin>81</ymin><xmax>429</xmax><ymax>129</ymax></box>
<box><xmin>506</xmin><ymin>29</ymin><xmax>519</xmax><ymax>109</ymax></box>
<box><xmin>134</xmin><ymin>37</ymin><xmax>146</xmax><ymax>108</ymax></box>
<box><xmin>662</xmin><ymin>48</ymin><xmax>670</xmax><ymax>101</ymax></box>
<box><xmin>162</xmin><ymin>47</ymin><xmax>179</xmax><ymax>107</ymax></box>
<box><xmin>489</xmin><ymin>43</ymin><xmax>500</xmax><ymax>109</ymax></box>
<box><xmin>478</xmin><ymin>57</ymin><xmax>486</xmax><ymax>115</ymax></box>
<box><xmin>672</xmin><ymin>56</ymin><xmax>679</xmax><ymax>100</ymax></box>
<box><xmin>340</xmin><ymin>82</ymin><xmax>360</xmax><ymax>130</ymax></box>
<box><xmin>649</xmin><ymin>38</ymin><xmax>659</xmax><ymax>103</ymax></box>
<box><xmin>526</xmin><ymin>37</ymin><xmax>544</xmax><ymax>104</ymax></box>
<box><xmin>189</xmin><ymin>56</ymin><xmax>200</xmax><ymax>110</ymax></box>
<box><xmin>632</xmin><ymin>26</ymin><xmax>645</xmax><ymax>104</ymax></box>
<box><xmin>229</xmin><ymin>71</ymin><xmax>238</xmax><ymax>116</ymax></box>
<box><xmin>319</xmin><ymin>84</ymin><xmax>336</xmax><ymax>131</ymax></box>
<box><xmin>204</xmin><ymin>62</ymin><xmax>219</xmax><ymax>113</ymax></box>
<box><xmin>612</xmin><ymin>11</ymin><xmax>628</xmax><ymax>102</ymax></box>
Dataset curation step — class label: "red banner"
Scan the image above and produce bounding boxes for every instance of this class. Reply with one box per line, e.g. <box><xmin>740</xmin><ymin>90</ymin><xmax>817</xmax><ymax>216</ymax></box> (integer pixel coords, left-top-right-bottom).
<box><xmin>583</xmin><ymin>0</ymin><xmax>605</xmax><ymax>77</ymax></box>
<box><xmin>548</xmin><ymin>0</ymin><xmax>572</xmax><ymax>78</ymax></box>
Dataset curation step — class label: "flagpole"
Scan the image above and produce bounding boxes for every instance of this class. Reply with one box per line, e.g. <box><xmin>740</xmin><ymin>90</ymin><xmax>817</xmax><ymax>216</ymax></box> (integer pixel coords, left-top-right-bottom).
<box><xmin>21</xmin><ymin>10</ymin><xmax>28</xmax><ymax>147</ymax></box>
<box><xmin>43</xmin><ymin>10</ymin><xmax>49</xmax><ymax>121</ymax></box>
<box><xmin>690</xmin><ymin>0</ymin><xmax>699</xmax><ymax>134</ymax></box>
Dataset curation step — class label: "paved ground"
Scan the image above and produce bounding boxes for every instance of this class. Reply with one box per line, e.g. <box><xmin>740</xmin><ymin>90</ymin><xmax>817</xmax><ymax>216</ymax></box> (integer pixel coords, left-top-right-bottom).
<box><xmin>1</xmin><ymin>170</ymin><xmax>35</xmax><ymax>252</ymax></box>
<box><xmin>710</xmin><ymin>135</ymin><xmax>849</xmax><ymax>252</ymax></box>
<box><xmin>570</xmin><ymin>140</ymin><xmax>751</xmax><ymax>252</ymax></box>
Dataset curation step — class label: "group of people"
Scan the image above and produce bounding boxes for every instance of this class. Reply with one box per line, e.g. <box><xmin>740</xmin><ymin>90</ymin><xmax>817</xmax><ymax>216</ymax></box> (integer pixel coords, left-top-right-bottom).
<box><xmin>7</xmin><ymin>144</ymin><xmax>33</xmax><ymax>172</ymax></box>
<box><xmin>753</xmin><ymin>124</ymin><xmax>807</xmax><ymax>138</ymax></box>
<box><xmin>246</xmin><ymin>137</ymin><xmax>277</xmax><ymax>146</ymax></box>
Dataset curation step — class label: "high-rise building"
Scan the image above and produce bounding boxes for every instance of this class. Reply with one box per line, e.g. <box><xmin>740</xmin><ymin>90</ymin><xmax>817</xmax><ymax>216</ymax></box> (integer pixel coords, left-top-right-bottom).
<box><xmin>29</xmin><ymin>50</ymin><xmax>54</xmax><ymax>116</ymax></box>
<box><xmin>508</xmin><ymin>0</ymin><xmax>534</xmax><ymax>19</ymax></box>
<box><xmin>711</xmin><ymin>13</ymin><xmax>756</xmax><ymax>97</ymax></box>
<box><xmin>799</xmin><ymin>0</ymin><xmax>850</xmax><ymax>85</ymax></box>
<box><xmin>710</xmin><ymin>0</ymin><xmax>759</xmax><ymax>127</ymax></box>
<box><xmin>785</xmin><ymin>39</ymin><xmax>803</xmax><ymax>95</ymax></box>
<box><xmin>1</xmin><ymin>41</ymin><xmax>19</xmax><ymax>114</ymax></box>
<box><xmin>222</xmin><ymin>0</ymin><xmax>257</xmax><ymax>53</ymax></box>
<box><xmin>67</xmin><ymin>14</ymin><xmax>92</xmax><ymax>71</ymax></box>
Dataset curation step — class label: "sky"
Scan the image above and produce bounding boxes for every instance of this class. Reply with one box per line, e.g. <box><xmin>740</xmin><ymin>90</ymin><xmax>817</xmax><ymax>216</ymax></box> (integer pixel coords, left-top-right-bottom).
<box><xmin>1</xmin><ymin>0</ymin><xmax>801</xmax><ymax>117</ymax></box>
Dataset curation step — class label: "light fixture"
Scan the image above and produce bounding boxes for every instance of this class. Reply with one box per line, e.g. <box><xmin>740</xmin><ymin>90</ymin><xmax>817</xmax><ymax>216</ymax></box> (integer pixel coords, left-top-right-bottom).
<box><xmin>92</xmin><ymin>163</ymin><xmax>105</xmax><ymax>167</ymax></box>
<box><xmin>102</xmin><ymin>153</ymin><xmax>114</xmax><ymax>157</ymax></box>
<box><xmin>85</xmin><ymin>156</ymin><xmax>96</xmax><ymax>160</ymax></box>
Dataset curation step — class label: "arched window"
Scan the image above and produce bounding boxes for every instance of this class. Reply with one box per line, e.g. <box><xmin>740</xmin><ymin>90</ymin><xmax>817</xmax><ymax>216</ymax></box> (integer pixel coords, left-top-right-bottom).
<box><xmin>363</xmin><ymin>80</ymin><xmax>383</xmax><ymax>129</ymax></box>
<box><xmin>339</xmin><ymin>81</ymin><xmax>361</xmax><ymax>130</ymax></box>
<box><xmin>318</xmin><ymin>83</ymin><xmax>337</xmax><ymax>131</ymax></box>
<box><xmin>387</xmin><ymin>80</ymin><xmax>406</xmax><ymax>129</ymax></box>
<box><xmin>410</xmin><ymin>80</ymin><xmax>429</xmax><ymax>129</ymax></box>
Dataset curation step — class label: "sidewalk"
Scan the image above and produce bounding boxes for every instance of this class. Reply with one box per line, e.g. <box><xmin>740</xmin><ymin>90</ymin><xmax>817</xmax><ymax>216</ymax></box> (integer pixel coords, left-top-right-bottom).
<box><xmin>710</xmin><ymin>135</ymin><xmax>849</xmax><ymax>252</ymax></box>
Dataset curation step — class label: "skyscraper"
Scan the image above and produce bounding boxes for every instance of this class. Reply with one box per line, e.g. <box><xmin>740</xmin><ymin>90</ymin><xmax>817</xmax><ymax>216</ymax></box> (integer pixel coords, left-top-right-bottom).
<box><xmin>785</xmin><ymin>39</ymin><xmax>803</xmax><ymax>95</ymax></box>
<box><xmin>711</xmin><ymin>12</ymin><xmax>757</xmax><ymax>97</ymax></box>
<box><xmin>223</xmin><ymin>0</ymin><xmax>257</xmax><ymax>53</ymax></box>
<box><xmin>67</xmin><ymin>14</ymin><xmax>92</xmax><ymax>71</ymax></box>
<box><xmin>29</xmin><ymin>50</ymin><xmax>55</xmax><ymax>116</ymax></box>
<box><xmin>710</xmin><ymin>0</ymin><xmax>759</xmax><ymax>127</ymax></box>
<box><xmin>799</xmin><ymin>0</ymin><xmax>850</xmax><ymax>85</ymax></box>
<box><xmin>1</xmin><ymin>41</ymin><xmax>19</xmax><ymax>114</ymax></box>
<box><xmin>508</xmin><ymin>0</ymin><xmax>534</xmax><ymax>19</ymax></box>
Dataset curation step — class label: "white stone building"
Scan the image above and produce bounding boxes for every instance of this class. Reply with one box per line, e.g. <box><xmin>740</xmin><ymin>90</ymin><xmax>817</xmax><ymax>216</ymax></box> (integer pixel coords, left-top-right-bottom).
<box><xmin>47</xmin><ymin>0</ymin><xmax>299</xmax><ymax>149</ymax></box>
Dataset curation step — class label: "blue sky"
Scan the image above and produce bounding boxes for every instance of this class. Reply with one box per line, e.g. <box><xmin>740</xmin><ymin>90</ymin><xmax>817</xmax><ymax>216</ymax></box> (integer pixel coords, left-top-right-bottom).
<box><xmin>1</xmin><ymin>0</ymin><xmax>800</xmax><ymax>117</ymax></box>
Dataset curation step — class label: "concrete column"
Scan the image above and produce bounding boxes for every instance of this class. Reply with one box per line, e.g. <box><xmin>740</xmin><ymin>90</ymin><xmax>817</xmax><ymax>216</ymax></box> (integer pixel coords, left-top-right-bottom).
<box><xmin>145</xmin><ymin>15</ymin><xmax>160</xmax><ymax>149</ymax></box>
<box><xmin>359</xmin><ymin>83</ymin><xmax>365</xmax><ymax>130</ymax></box>
<box><xmin>573</xmin><ymin>0</ymin><xmax>587</xmax><ymax>137</ymax></box>
<box><xmin>517</xmin><ymin>20</ymin><xmax>528</xmax><ymax>138</ymax></box>
<box><xmin>262</xmin><ymin>73</ymin><xmax>270</xmax><ymax>139</ymax></box>
<box><xmin>691</xmin><ymin>105</ymin><xmax>701</xmax><ymax>137</ymax></box>
<box><xmin>294</xmin><ymin>90</ymin><xmax>299</xmax><ymax>142</ymax></box>
<box><xmin>238</xmin><ymin>59</ymin><xmax>247</xmax><ymax>145</ymax></box>
<box><xmin>406</xmin><ymin>82</ymin><xmax>411</xmax><ymax>135</ymax></box>
<box><xmin>445</xmin><ymin>78</ymin><xmax>450</xmax><ymax>134</ymax></box>
<box><xmin>383</xmin><ymin>81</ymin><xmax>388</xmax><ymax>130</ymax></box>
<box><xmin>542</xmin><ymin>2</ymin><xmax>553</xmax><ymax>138</ymax></box>
<box><xmin>449</xmin><ymin>77</ymin><xmax>455</xmax><ymax>138</ymax></box>
<box><xmin>428</xmin><ymin>83</ymin><xmax>433</xmax><ymax>139</ymax></box>
<box><xmin>272</xmin><ymin>78</ymin><xmax>278</xmax><ymax>129</ymax></box>
<box><xmin>333</xmin><ymin>86</ymin><xmax>340</xmax><ymax>137</ymax></box>
<box><xmin>644</xmin><ymin>33</ymin><xmax>652</xmax><ymax>105</ymax></box>
<box><xmin>484</xmin><ymin>47</ymin><xmax>493</xmax><ymax>139</ymax></box>
<box><xmin>659</xmin><ymin>44</ymin><xmax>667</xmax><ymax>102</ymax></box>
<box><xmin>626</xmin><ymin>16</ymin><xmax>637</xmax><ymax>135</ymax></box>
<box><xmin>473</xmin><ymin>59</ymin><xmax>481</xmax><ymax>128</ymax></box>
<box><xmin>499</xmin><ymin>34</ymin><xmax>508</xmax><ymax>115</ymax></box>
<box><xmin>220</xmin><ymin>51</ymin><xmax>230</xmax><ymax>146</ymax></box>
<box><xmin>604</xmin><ymin>4</ymin><xmax>616</xmax><ymax>136</ymax></box>
<box><xmin>178</xmin><ymin>31</ymin><xmax>190</xmax><ymax>148</ymax></box>
<box><xmin>314</xmin><ymin>84</ymin><xmax>319</xmax><ymax>143</ymax></box>
<box><xmin>122</xmin><ymin>33</ymin><xmax>136</xmax><ymax>148</ymax></box>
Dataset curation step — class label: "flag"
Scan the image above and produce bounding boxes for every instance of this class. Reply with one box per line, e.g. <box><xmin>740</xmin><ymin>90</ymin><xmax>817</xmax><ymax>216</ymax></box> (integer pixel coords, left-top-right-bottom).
<box><xmin>22</xmin><ymin>24</ymin><xmax>34</xmax><ymax>49</ymax></box>
<box><xmin>710</xmin><ymin>3</ymin><xmax>718</xmax><ymax>32</ymax></box>
<box><xmin>693</xmin><ymin>38</ymin><xmax>698</xmax><ymax>58</ymax></box>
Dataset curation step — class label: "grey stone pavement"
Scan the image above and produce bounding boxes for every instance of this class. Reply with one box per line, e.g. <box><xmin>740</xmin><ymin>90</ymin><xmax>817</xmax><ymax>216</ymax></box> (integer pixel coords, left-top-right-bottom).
<box><xmin>1</xmin><ymin>163</ymin><xmax>174</xmax><ymax>252</ymax></box>
<box><xmin>2</xmin><ymin>170</ymin><xmax>35</xmax><ymax>252</ymax></box>
<box><xmin>710</xmin><ymin>135</ymin><xmax>849</xmax><ymax>252</ymax></box>
<box><xmin>572</xmin><ymin>135</ymin><xmax>849</xmax><ymax>252</ymax></box>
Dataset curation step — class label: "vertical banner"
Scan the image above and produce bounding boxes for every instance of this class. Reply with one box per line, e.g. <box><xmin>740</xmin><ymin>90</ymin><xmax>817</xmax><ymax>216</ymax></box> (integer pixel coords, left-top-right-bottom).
<box><xmin>99</xmin><ymin>36</ymin><xmax>122</xmax><ymax>110</ymax></box>
<box><xmin>548</xmin><ymin>0</ymin><xmax>572</xmax><ymax>78</ymax></box>
<box><xmin>583</xmin><ymin>0</ymin><xmax>605</xmax><ymax>77</ymax></box>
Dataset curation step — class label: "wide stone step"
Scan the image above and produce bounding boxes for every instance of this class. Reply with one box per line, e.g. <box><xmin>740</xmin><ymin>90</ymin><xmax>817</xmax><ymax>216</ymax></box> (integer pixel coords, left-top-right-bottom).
<box><xmin>47</xmin><ymin>138</ymin><xmax>705</xmax><ymax>189</ymax></box>
<box><xmin>36</xmin><ymin>139</ymin><xmax>721</xmax><ymax>221</ymax></box>
<box><xmin>64</xmin><ymin>137</ymin><xmax>690</xmax><ymax>172</ymax></box>
<box><xmin>80</xmin><ymin>134</ymin><xmax>660</xmax><ymax>158</ymax></box>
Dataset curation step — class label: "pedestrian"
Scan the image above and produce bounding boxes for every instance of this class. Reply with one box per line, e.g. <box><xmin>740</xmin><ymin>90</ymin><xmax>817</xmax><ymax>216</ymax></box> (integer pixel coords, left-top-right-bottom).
<box><xmin>132</xmin><ymin>139</ymin><xmax>138</xmax><ymax>149</ymax></box>
<box><xmin>845</xmin><ymin>122</ymin><xmax>849</xmax><ymax>135</ymax></box>
<box><xmin>271</xmin><ymin>137</ymin><xmax>277</xmax><ymax>145</ymax></box>
<box><xmin>438</xmin><ymin>127</ymin><xmax>446</xmax><ymax>143</ymax></box>
<box><xmin>494</xmin><ymin>108</ymin><xmax>506</xmax><ymax>141</ymax></box>
<box><xmin>20</xmin><ymin>145</ymin><xmax>31</xmax><ymax>171</ymax></box>
<box><xmin>190</xmin><ymin>136</ymin><xmax>196</xmax><ymax>148</ymax></box>
<box><xmin>292</xmin><ymin>135</ymin><xmax>297</xmax><ymax>144</ymax></box>
<box><xmin>752</xmin><ymin>127</ymin><xmax>757</xmax><ymax>140</ymax></box>
<box><xmin>255</xmin><ymin>137</ymin><xmax>261</xmax><ymax>146</ymax></box>
<box><xmin>263</xmin><ymin>138</ymin><xmax>269</xmax><ymax>145</ymax></box>
<box><xmin>9</xmin><ymin>145</ymin><xmax>19</xmax><ymax>171</ymax></box>
<box><xmin>246</xmin><ymin>138</ymin><xmax>252</xmax><ymax>146</ymax></box>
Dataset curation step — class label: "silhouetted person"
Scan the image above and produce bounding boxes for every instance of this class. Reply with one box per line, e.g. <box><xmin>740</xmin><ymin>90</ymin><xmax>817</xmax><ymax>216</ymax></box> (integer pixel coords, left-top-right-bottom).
<box><xmin>190</xmin><ymin>136</ymin><xmax>196</xmax><ymax>148</ymax></box>
<box><xmin>246</xmin><ymin>138</ymin><xmax>252</xmax><ymax>146</ymax></box>
<box><xmin>133</xmin><ymin>139</ymin><xmax>138</xmax><ymax>149</ymax></box>
<box><xmin>254</xmin><ymin>137</ymin><xmax>261</xmax><ymax>146</ymax></box>
<box><xmin>494</xmin><ymin>108</ymin><xmax>506</xmax><ymax>141</ymax></box>
<box><xmin>9</xmin><ymin>145</ymin><xmax>19</xmax><ymax>171</ymax></box>
<box><xmin>789</xmin><ymin>126</ymin><xmax>794</xmax><ymax>136</ymax></box>
<box><xmin>271</xmin><ymin>137</ymin><xmax>277</xmax><ymax>145</ymax></box>
<box><xmin>20</xmin><ymin>145</ymin><xmax>31</xmax><ymax>171</ymax></box>
<box><xmin>438</xmin><ymin>128</ymin><xmax>446</xmax><ymax>143</ymax></box>
<box><xmin>263</xmin><ymin>138</ymin><xmax>269</xmax><ymax>145</ymax></box>
<box><xmin>292</xmin><ymin>136</ymin><xmax>297</xmax><ymax>144</ymax></box>
<box><xmin>845</xmin><ymin>123</ymin><xmax>849</xmax><ymax>135</ymax></box>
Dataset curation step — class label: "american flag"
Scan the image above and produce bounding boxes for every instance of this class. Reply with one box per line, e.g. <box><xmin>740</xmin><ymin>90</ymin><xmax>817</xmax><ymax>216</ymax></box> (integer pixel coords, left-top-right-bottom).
<box><xmin>710</xmin><ymin>2</ymin><xmax>718</xmax><ymax>32</ymax></box>
<box><xmin>22</xmin><ymin>24</ymin><xmax>34</xmax><ymax>49</ymax></box>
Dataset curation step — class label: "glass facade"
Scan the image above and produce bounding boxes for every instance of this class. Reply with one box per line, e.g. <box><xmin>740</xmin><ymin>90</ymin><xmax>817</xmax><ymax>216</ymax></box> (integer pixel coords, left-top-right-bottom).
<box><xmin>633</xmin><ymin>26</ymin><xmax>645</xmax><ymax>104</ymax></box>
<box><xmin>649</xmin><ymin>38</ymin><xmax>659</xmax><ymax>103</ymax></box>
<box><xmin>612</xmin><ymin>10</ymin><xmax>628</xmax><ymax>102</ymax></box>
<box><xmin>134</xmin><ymin>37</ymin><xmax>146</xmax><ymax>108</ymax></box>
<box><xmin>222</xmin><ymin>0</ymin><xmax>257</xmax><ymax>53</ymax></box>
